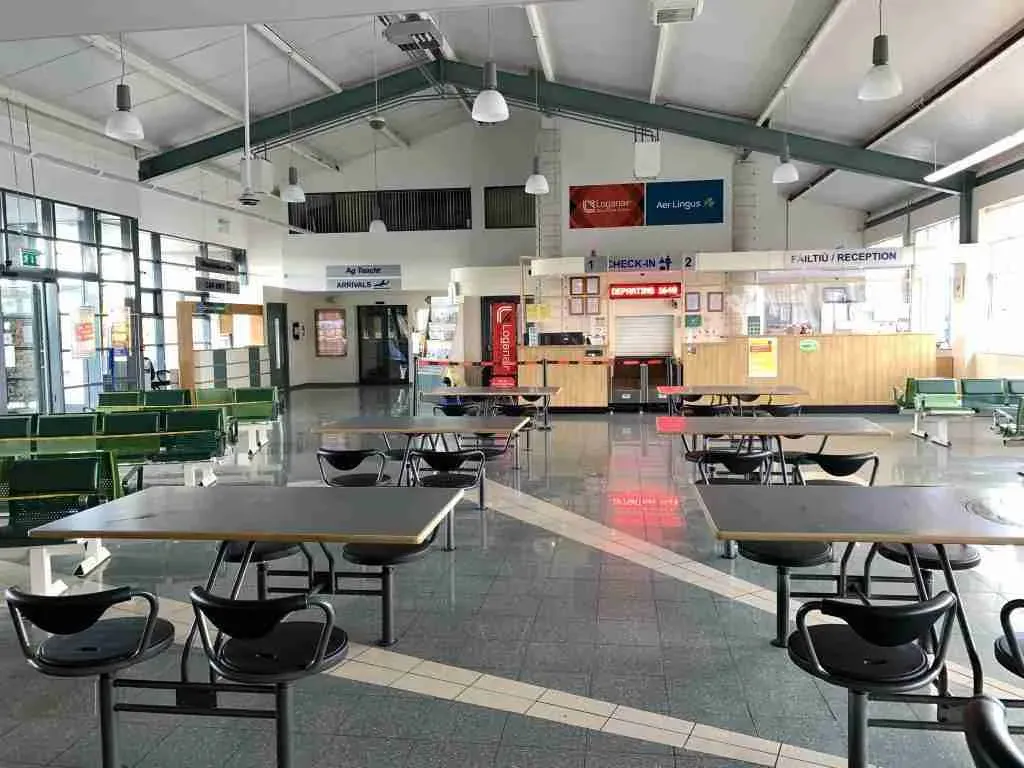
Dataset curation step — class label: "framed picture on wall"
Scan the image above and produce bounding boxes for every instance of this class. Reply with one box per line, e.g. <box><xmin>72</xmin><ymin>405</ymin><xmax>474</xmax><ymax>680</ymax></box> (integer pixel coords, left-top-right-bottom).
<box><xmin>315</xmin><ymin>309</ymin><xmax>348</xmax><ymax>357</ymax></box>
<box><xmin>707</xmin><ymin>292</ymin><xmax>724</xmax><ymax>312</ymax></box>
<box><xmin>685</xmin><ymin>292</ymin><xmax>701</xmax><ymax>313</ymax></box>
<box><xmin>569</xmin><ymin>277</ymin><xmax>586</xmax><ymax>295</ymax></box>
<box><xmin>569</xmin><ymin>297</ymin><xmax>585</xmax><ymax>315</ymax></box>
<box><xmin>585</xmin><ymin>276</ymin><xmax>600</xmax><ymax>295</ymax></box>
<box><xmin>585</xmin><ymin>297</ymin><xmax>601</xmax><ymax>315</ymax></box>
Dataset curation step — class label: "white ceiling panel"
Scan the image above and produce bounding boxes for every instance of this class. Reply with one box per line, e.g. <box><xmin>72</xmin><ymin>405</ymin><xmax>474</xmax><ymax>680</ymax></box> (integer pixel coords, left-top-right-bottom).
<box><xmin>5</xmin><ymin>46</ymin><xmax>124</xmax><ymax>100</ymax></box>
<box><xmin>202</xmin><ymin>55</ymin><xmax>327</xmax><ymax>117</ymax></box>
<box><xmin>658</xmin><ymin>0</ymin><xmax>835</xmax><ymax>117</ymax></box>
<box><xmin>544</xmin><ymin>0</ymin><xmax>657</xmax><ymax>98</ymax></box>
<box><xmin>782</xmin><ymin>0</ymin><xmax>1024</xmax><ymax>144</ymax></box>
<box><xmin>872</xmin><ymin>40</ymin><xmax>1024</xmax><ymax>166</ymax></box>
<box><xmin>61</xmin><ymin>71</ymin><xmax>177</xmax><ymax>120</ymax></box>
<box><xmin>297</xmin><ymin>28</ymin><xmax>408</xmax><ymax>87</ymax></box>
<box><xmin>132</xmin><ymin>93</ymin><xmax>233</xmax><ymax>147</ymax></box>
<box><xmin>127</xmin><ymin>27</ymin><xmax>238</xmax><ymax>61</ymax></box>
<box><xmin>433</xmin><ymin>6</ymin><xmax>539</xmax><ymax>73</ymax></box>
<box><xmin>162</xmin><ymin>28</ymin><xmax>280</xmax><ymax>85</ymax></box>
<box><xmin>266</xmin><ymin>17</ymin><xmax>368</xmax><ymax>51</ymax></box>
<box><xmin>0</xmin><ymin>38</ymin><xmax>89</xmax><ymax>78</ymax></box>
<box><xmin>806</xmin><ymin>169</ymin><xmax>927</xmax><ymax>212</ymax></box>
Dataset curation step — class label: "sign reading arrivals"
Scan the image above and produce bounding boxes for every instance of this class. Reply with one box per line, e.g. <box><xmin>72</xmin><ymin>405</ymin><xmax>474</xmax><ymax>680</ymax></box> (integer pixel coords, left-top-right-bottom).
<box><xmin>326</xmin><ymin>264</ymin><xmax>402</xmax><ymax>291</ymax></box>
<box><xmin>785</xmin><ymin>247</ymin><xmax>905</xmax><ymax>270</ymax></box>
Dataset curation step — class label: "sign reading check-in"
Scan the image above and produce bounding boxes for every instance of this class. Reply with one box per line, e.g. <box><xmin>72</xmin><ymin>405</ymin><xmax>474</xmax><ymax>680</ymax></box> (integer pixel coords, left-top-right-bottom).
<box><xmin>326</xmin><ymin>264</ymin><xmax>402</xmax><ymax>291</ymax></box>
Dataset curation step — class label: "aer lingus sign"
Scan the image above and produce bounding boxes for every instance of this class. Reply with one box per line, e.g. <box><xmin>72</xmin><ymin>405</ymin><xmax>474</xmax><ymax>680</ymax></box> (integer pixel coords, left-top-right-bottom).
<box><xmin>644</xmin><ymin>179</ymin><xmax>724</xmax><ymax>226</ymax></box>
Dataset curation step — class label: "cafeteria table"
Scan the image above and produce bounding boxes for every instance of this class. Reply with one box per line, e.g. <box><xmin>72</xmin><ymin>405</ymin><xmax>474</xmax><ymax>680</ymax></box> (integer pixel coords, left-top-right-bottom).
<box><xmin>29</xmin><ymin>485</ymin><xmax>465</xmax><ymax>736</ymax></box>
<box><xmin>694</xmin><ymin>483</ymin><xmax>1024</xmax><ymax>765</ymax></box>
<box><xmin>316</xmin><ymin>415</ymin><xmax>530</xmax><ymax>482</ymax></box>
<box><xmin>420</xmin><ymin>385</ymin><xmax>561</xmax><ymax>429</ymax></box>
<box><xmin>657</xmin><ymin>384</ymin><xmax>808</xmax><ymax>413</ymax></box>
<box><xmin>656</xmin><ymin>415</ymin><xmax>891</xmax><ymax>484</ymax></box>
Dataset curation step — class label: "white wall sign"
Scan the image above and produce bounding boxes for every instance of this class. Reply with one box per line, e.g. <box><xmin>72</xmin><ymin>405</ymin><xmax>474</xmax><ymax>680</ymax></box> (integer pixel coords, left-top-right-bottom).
<box><xmin>785</xmin><ymin>247</ymin><xmax>906</xmax><ymax>270</ymax></box>
<box><xmin>584</xmin><ymin>253</ymin><xmax>696</xmax><ymax>273</ymax></box>
<box><xmin>326</xmin><ymin>264</ymin><xmax>402</xmax><ymax>291</ymax></box>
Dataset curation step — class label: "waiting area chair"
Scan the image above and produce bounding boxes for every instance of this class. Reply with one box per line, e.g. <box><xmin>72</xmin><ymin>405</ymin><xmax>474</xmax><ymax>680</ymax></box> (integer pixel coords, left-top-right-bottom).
<box><xmin>6</xmin><ymin>586</ymin><xmax>175</xmax><ymax>768</ymax></box>
<box><xmin>787</xmin><ymin>591</ymin><xmax>957</xmax><ymax>768</ymax></box>
<box><xmin>965</xmin><ymin>696</ymin><xmax>1024</xmax><ymax>768</ymax></box>
<box><xmin>190</xmin><ymin>588</ymin><xmax>348</xmax><ymax>767</ymax></box>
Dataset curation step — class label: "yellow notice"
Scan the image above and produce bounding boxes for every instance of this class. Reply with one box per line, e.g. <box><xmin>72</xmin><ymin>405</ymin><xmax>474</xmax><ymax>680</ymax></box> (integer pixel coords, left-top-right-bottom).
<box><xmin>748</xmin><ymin>337</ymin><xmax>778</xmax><ymax>378</ymax></box>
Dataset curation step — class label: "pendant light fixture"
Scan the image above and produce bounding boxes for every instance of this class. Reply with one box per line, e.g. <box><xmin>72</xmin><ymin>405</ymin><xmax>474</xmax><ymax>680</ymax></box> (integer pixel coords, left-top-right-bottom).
<box><xmin>524</xmin><ymin>70</ymin><xmax>549</xmax><ymax>195</ymax></box>
<box><xmin>858</xmin><ymin>0</ymin><xmax>902</xmax><ymax>102</ymax></box>
<box><xmin>772</xmin><ymin>88</ymin><xmax>799</xmax><ymax>185</ymax></box>
<box><xmin>369</xmin><ymin>19</ymin><xmax>386</xmax><ymax>233</ymax></box>
<box><xmin>472</xmin><ymin>9</ymin><xmax>509</xmax><ymax>123</ymax></box>
<box><xmin>279</xmin><ymin>53</ymin><xmax>306</xmax><ymax>204</ymax></box>
<box><xmin>105</xmin><ymin>34</ymin><xmax>145</xmax><ymax>142</ymax></box>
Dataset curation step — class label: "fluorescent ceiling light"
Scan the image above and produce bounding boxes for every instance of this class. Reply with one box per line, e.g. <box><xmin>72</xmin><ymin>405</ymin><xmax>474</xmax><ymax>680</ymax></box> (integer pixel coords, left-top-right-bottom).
<box><xmin>924</xmin><ymin>128</ymin><xmax>1024</xmax><ymax>183</ymax></box>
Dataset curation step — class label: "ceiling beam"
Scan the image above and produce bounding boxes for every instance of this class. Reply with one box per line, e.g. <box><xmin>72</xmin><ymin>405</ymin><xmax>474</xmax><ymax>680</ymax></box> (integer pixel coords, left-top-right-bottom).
<box><xmin>441</xmin><ymin>61</ymin><xmax>960</xmax><ymax>193</ymax></box>
<box><xmin>139</xmin><ymin>63</ymin><xmax>432</xmax><ymax>179</ymax></box>
<box><xmin>755</xmin><ymin>0</ymin><xmax>855</xmax><ymax>126</ymax></box>
<box><xmin>649</xmin><ymin>25</ymin><xmax>673</xmax><ymax>104</ymax></box>
<box><xmin>790</xmin><ymin>14</ymin><xmax>1024</xmax><ymax>201</ymax></box>
<box><xmin>81</xmin><ymin>33</ymin><xmax>342</xmax><ymax>173</ymax></box>
<box><xmin>250</xmin><ymin>23</ymin><xmax>341</xmax><ymax>93</ymax></box>
<box><xmin>525</xmin><ymin>5</ymin><xmax>555</xmax><ymax>82</ymax></box>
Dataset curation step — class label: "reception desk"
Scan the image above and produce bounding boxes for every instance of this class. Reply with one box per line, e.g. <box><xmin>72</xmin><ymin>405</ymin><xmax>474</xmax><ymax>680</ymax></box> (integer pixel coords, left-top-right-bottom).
<box><xmin>518</xmin><ymin>345</ymin><xmax>609</xmax><ymax>408</ymax></box>
<box><xmin>682</xmin><ymin>333</ymin><xmax>935</xmax><ymax>407</ymax></box>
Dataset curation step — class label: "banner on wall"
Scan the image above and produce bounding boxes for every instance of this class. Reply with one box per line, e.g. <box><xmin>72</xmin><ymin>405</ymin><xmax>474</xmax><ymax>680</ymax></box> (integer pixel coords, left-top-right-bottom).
<box><xmin>72</xmin><ymin>306</ymin><xmax>96</xmax><ymax>359</ymax></box>
<box><xmin>490</xmin><ymin>302</ymin><xmax>518</xmax><ymax>388</ymax></box>
<box><xmin>645</xmin><ymin>180</ymin><xmax>725</xmax><ymax>226</ymax></box>
<box><xmin>747</xmin><ymin>337</ymin><xmax>778</xmax><ymax>378</ymax></box>
<box><xmin>569</xmin><ymin>183</ymin><xmax>644</xmax><ymax>229</ymax></box>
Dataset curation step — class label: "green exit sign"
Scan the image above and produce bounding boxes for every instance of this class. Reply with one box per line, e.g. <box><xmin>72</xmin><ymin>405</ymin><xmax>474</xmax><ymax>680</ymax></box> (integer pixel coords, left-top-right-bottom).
<box><xmin>19</xmin><ymin>248</ymin><xmax>39</xmax><ymax>268</ymax></box>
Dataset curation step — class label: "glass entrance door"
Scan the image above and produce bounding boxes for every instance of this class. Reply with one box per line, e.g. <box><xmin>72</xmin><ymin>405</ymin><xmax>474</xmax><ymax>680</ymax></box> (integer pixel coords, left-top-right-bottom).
<box><xmin>0</xmin><ymin>279</ymin><xmax>54</xmax><ymax>413</ymax></box>
<box><xmin>358</xmin><ymin>305</ymin><xmax>409</xmax><ymax>385</ymax></box>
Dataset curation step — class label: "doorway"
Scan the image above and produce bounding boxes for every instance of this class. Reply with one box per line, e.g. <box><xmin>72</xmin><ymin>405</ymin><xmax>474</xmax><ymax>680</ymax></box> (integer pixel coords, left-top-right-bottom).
<box><xmin>480</xmin><ymin>296</ymin><xmax>520</xmax><ymax>386</ymax></box>
<box><xmin>265</xmin><ymin>302</ymin><xmax>290</xmax><ymax>391</ymax></box>
<box><xmin>357</xmin><ymin>305</ymin><xmax>409</xmax><ymax>385</ymax></box>
<box><xmin>0</xmin><ymin>279</ymin><xmax>58</xmax><ymax>412</ymax></box>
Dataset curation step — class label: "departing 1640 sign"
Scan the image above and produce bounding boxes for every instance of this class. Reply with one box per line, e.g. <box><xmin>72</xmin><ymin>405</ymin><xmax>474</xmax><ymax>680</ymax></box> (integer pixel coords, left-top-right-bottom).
<box><xmin>608</xmin><ymin>282</ymin><xmax>682</xmax><ymax>300</ymax></box>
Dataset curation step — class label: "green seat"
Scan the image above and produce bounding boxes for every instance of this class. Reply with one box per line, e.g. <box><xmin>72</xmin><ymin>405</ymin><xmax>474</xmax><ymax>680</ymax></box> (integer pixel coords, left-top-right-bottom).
<box><xmin>159</xmin><ymin>408</ymin><xmax>226</xmax><ymax>462</ymax></box>
<box><xmin>194</xmin><ymin>388</ymin><xmax>235</xmax><ymax>407</ymax></box>
<box><xmin>893</xmin><ymin>377</ymin><xmax>918</xmax><ymax>410</ymax></box>
<box><xmin>995</xmin><ymin>399</ymin><xmax>1024</xmax><ymax>442</ymax></box>
<box><xmin>1007</xmin><ymin>380</ymin><xmax>1024</xmax><ymax>402</ymax></box>
<box><xmin>144</xmin><ymin>389</ymin><xmax>192</xmax><ymax>407</ymax></box>
<box><xmin>961</xmin><ymin>379</ymin><xmax>1007</xmax><ymax>412</ymax></box>
<box><xmin>97</xmin><ymin>391</ymin><xmax>143</xmax><ymax>410</ymax></box>
<box><xmin>911</xmin><ymin>379</ymin><xmax>963</xmax><ymax>411</ymax></box>
<box><xmin>35</xmin><ymin>414</ymin><xmax>98</xmax><ymax>454</ymax></box>
<box><xmin>0</xmin><ymin>415</ymin><xmax>34</xmax><ymax>457</ymax></box>
<box><xmin>99</xmin><ymin>412</ymin><xmax>162</xmax><ymax>463</ymax></box>
<box><xmin>0</xmin><ymin>456</ymin><xmax>101</xmax><ymax>548</ymax></box>
<box><xmin>230</xmin><ymin>387</ymin><xmax>278</xmax><ymax>422</ymax></box>
<box><xmin>36</xmin><ymin>450</ymin><xmax>123</xmax><ymax>501</ymax></box>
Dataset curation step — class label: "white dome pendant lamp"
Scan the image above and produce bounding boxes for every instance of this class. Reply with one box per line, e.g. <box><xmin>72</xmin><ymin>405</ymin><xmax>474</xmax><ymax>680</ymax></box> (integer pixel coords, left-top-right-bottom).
<box><xmin>279</xmin><ymin>57</ymin><xmax>306</xmax><ymax>204</ymax></box>
<box><xmin>525</xmin><ymin>156</ymin><xmax>549</xmax><ymax>195</ymax></box>
<box><xmin>472</xmin><ymin>10</ymin><xmax>509</xmax><ymax>123</ymax></box>
<box><xmin>772</xmin><ymin>89</ymin><xmax>799</xmax><ymax>185</ymax></box>
<box><xmin>858</xmin><ymin>0</ymin><xmax>902</xmax><ymax>101</ymax></box>
<box><xmin>105</xmin><ymin>34</ymin><xmax>144</xmax><ymax>142</ymax></box>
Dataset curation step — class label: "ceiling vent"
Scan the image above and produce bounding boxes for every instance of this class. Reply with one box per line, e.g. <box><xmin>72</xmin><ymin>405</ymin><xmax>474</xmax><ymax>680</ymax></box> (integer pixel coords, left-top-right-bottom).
<box><xmin>651</xmin><ymin>0</ymin><xmax>705</xmax><ymax>25</ymax></box>
<box><xmin>383</xmin><ymin>16</ymin><xmax>443</xmax><ymax>53</ymax></box>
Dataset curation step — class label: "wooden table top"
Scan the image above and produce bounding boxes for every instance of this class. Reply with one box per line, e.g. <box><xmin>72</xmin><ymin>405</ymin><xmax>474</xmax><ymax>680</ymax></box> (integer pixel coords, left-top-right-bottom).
<box><xmin>657</xmin><ymin>385</ymin><xmax>808</xmax><ymax>397</ymax></box>
<box><xmin>30</xmin><ymin>486</ymin><xmax>464</xmax><ymax>544</ymax></box>
<box><xmin>696</xmin><ymin>485</ymin><xmax>1024</xmax><ymax>545</ymax></box>
<box><xmin>655</xmin><ymin>415</ymin><xmax>890</xmax><ymax>436</ymax></box>
<box><xmin>315</xmin><ymin>415</ymin><xmax>530</xmax><ymax>435</ymax></box>
<box><xmin>423</xmin><ymin>386</ymin><xmax>561</xmax><ymax>397</ymax></box>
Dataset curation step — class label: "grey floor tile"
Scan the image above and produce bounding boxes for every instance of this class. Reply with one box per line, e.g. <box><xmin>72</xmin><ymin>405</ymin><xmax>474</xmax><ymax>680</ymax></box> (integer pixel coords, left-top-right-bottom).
<box><xmin>48</xmin><ymin>721</ymin><xmax>176</xmax><ymax>767</ymax></box>
<box><xmin>447</xmin><ymin>703</ymin><xmax>510</xmax><ymax>744</ymax></box>
<box><xmin>586</xmin><ymin>729</ymin><xmax>675</xmax><ymax>757</ymax></box>
<box><xmin>586</xmin><ymin>752</ymin><xmax>675</xmax><ymax>768</ymax></box>
<box><xmin>133</xmin><ymin>724</ymin><xmax>253</xmax><ymax>768</ymax></box>
<box><xmin>596</xmin><ymin>619</ymin><xmax>662</xmax><ymax>647</ymax></box>
<box><xmin>522</xmin><ymin>642</ymin><xmax>597</xmax><ymax>674</ymax></box>
<box><xmin>314</xmin><ymin>735</ymin><xmax>414</xmax><ymax>768</ymax></box>
<box><xmin>338</xmin><ymin>696</ymin><xmax>456</xmax><ymax>740</ymax></box>
<box><xmin>501</xmin><ymin>715</ymin><xmax>590</xmax><ymax>751</ymax></box>
<box><xmin>590</xmin><ymin>674</ymin><xmax>669</xmax><ymax>713</ymax></box>
<box><xmin>530</xmin><ymin>618</ymin><xmax>600</xmax><ymax>644</ymax></box>
<box><xmin>517</xmin><ymin>670</ymin><xmax>592</xmax><ymax>697</ymax></box>
<box><xmin>496</xmin><ymin>746</ymin><xmax>585</xmax><ymax>768</ymax></box>
<box><xmin>0</xmin><ymin>718</ymin><xmax>94</xmax><ymax>765</ymax></box>
<box><xmin>405</xmin><ymin>741</ymin><xmax>499</xmax><ymax>768</ymax></box>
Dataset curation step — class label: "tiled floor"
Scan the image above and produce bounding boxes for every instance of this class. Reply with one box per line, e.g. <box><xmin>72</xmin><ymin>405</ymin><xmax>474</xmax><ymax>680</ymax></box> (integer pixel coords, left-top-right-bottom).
<box><xmin>2</xmin><ymin>387</ymin><xmax>1024</xmax><ymax>767</ymax></box>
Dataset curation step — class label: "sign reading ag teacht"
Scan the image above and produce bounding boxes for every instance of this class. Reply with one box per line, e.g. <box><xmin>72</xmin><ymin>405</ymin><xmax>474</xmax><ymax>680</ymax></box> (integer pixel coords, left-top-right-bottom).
<box><xmin>569</xmin><ymin>183</ymin><xmax>644</xmax><ymax>229</ymax></box>
<box><xmin>645</xmin><ymin>180</ymin><xmax>724</xmax><ymax>226</ymax></box>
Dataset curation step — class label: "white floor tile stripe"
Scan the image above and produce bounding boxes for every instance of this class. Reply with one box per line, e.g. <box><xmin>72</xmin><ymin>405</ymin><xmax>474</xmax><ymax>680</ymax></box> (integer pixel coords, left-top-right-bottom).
<box><xmin>485</xmin><ymin>479</ymin><xmax>1024</xmax><ymax>700</ymax></box>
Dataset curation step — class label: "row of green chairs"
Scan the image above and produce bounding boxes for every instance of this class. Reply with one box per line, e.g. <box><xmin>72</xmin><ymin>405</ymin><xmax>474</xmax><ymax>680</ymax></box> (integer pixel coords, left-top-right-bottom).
<box><xmin>97</xmin><ymin>389</ymin><xmax>193</xmax><ymax>409</ymax></box>
<box><xmin>97</xmin><ymin>387</ymin><xmax>277</xmax><ymax>421</ymax></box>
<box><xmin>893</xmin><ymin>377</ymin><xmax>1024</xmax><ymax>412</ymax></box>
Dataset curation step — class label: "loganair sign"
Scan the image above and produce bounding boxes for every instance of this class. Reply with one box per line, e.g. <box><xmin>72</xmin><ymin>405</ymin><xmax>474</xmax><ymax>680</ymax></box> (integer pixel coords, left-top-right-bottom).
<box><xmin>786</xmin><ymin>247</ymin><xmax>906</xmax><ymax>270</ymax></box>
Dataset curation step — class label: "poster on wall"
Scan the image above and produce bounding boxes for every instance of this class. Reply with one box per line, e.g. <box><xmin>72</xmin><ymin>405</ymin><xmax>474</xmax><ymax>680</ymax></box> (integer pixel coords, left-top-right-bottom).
<box><xmin>569</xmin><ymin>183</ymin><xmax>644</xmax><ymax>229</ymax></box>
<box><xmin>72</xmin><ymin>306</ymin><xmax>96</xmax><ymax>359</ymax></box>
<box><xmin>747</xmin><ymin>337</ymin><xmax>778</xmax><ymax>378</ymax></box>
<box><xmin>315</xmin><ymin>309</ymin><xmax>348</xmax><ymax>357</ymax></box>
<box><xmin>490</xmin><ymin>302</ymin><xmax>518</xmax><ymax>387</ymax></box>
<box><xmin>645</xmin><ymin>180</ymin><xmax>725</xmax><ymax>226</ymax></box>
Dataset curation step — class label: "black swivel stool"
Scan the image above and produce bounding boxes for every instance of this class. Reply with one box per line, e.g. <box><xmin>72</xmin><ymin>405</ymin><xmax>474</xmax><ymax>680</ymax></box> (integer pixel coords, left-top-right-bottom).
<box><xmin>223</xmin><ymin>541</ymin><xmax>311</xmax><ymax>601</ymax></box>
<box><xmin>190</xmin><ymin>588</ymin><xmax>348</xmax><ymax>768</ymax></box>
<box><xmin>497</xmin><ymin>403</ymin><xmax>535</xmax><ymax>451</ymax></box>
<box><xmin>682</xmin><ymin>403</ymin><xmax>732</xmax><ymax>459</ymax></box>
<box><xmin>787</xmin><ymin>591</ymin><xmax>957</xmax><ymax>768</ymax></box>
<box><xmin>6</xmin><ymin>586</ymin><xmax>175</xmax><ymax>768</ymax></box>
<box><xmin>965</xmin><ymin>696</ymin><xmax>1024</xmax><ymax>768</ymax></box>
<box><xmin>410</xmin><ymin>448</ymin><xmax>487</xmax><ymax>547</ymax></box>
<box><xmin>994</xmin><ymin>599</ymin><xmax>1024</xmax><ymax>680</ymax></box>
<box><xmin>863</xmin><ymin>541</ymin><xmax>981</xmax><ymax>601</ymax></box>
<box><xmin>316</xmin><ymin>448</ymin><xmax>390</xmax><ymax>487</ymax></box>
<box><xmin>761</xmin><ymin>403</ymin><xmax>828</xmax><ymax>480</ymax></box>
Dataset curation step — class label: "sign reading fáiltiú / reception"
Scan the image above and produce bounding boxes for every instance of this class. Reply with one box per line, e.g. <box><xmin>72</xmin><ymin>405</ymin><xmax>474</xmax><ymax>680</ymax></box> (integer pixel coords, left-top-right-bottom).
<box><xmin>569</xmin><ymin>183</ymin><xmax>645</xmax><ymax>229</ymax></box>
<box><xmin>645</xmin><ymin>180</ymin><xmax>725</xmax><ymax>226</ymax></box>
<box><xmin>785</xmin><ymin>247</ymin><xmax>907</xmax><ymax>270</ymax></box>
<box><xmin>326</xmin><ymin>264</ymin><xmax>402</xmax><ymax>291</ymax></box>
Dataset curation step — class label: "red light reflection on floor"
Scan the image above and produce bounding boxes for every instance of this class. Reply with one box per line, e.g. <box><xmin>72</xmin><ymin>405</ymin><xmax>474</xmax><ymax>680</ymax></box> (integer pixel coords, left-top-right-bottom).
<box><xmin>607</xmin><ymin>490</ymin><xmax>683</xmax><ymax>544</ymax></box>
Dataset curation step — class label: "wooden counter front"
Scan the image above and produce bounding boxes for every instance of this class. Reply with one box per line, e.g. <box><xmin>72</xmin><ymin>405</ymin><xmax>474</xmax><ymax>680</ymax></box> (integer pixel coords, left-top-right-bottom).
<box><xmin>518</xmin><ymin>346</ymin><xmax>609</xmax><ymax>408</ymax></box>
<box><xmin>682</xmin><ymin>333</ymin><xmax>935</xmax><ymax>406</ymax></box>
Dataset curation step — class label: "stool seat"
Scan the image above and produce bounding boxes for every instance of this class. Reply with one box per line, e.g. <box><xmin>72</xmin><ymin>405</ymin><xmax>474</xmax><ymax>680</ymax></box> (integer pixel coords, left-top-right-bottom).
<box><xmin>37</xmin><ymin>616</ymin><xmax>175</xmax><ymax>674</ymax></box>
<box><xmin>994</xmin><ymin>634</ymin><xmax>1024</xmax><ymax>678</ymax></box>
<box><xmin>325</xmin><ymin>473</ymin><xmax>391</xmax><ymax>487</ymax></box>
<box><xmin>877</xmin><ymin>543</ymin><xmax>982</xmax><ymax>571</ymax></box>
<box><xmin>224</xmin><ymin>541</ymin><xmax>300</xmax><ymax>563</ymax></box>
<box><xmin>788</xmin><ymin>624</ymin><xmax>928</xmax><ymax>688</ymax></box>
<box><xmin>219</xmin><ymin>621</ymin><xmax>348</xmax><ymax>681</ymax></box>
<box><xmin>343</xmin><ymin>541</ymin><xmax>432</xmax><ymax>567</ymax></box>
<box><xmin>419</xmin><ymin>474</ymin><xmax>478</xmax><ymax>490</ymax></box>
<box><xmin>739</xmin><ymin>541</ymin><xmax>833</xmax><ymax>568</ymax></box>
<box><xmin>384</xmin><ymin>449</ymin><xmax>408</xmax><ymax>462</ymax></box>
